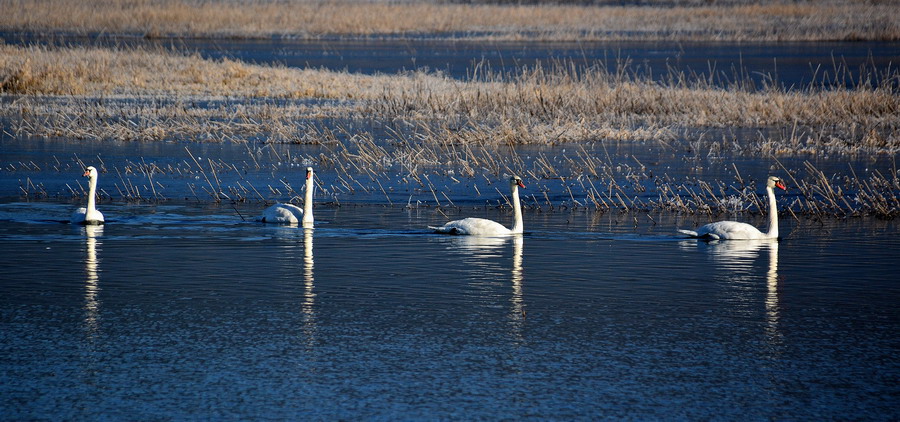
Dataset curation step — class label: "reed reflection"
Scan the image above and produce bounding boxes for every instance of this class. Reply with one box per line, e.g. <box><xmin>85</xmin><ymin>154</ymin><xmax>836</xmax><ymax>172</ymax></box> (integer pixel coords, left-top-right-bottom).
<box><xmin>82</xmin><ymin>225</ymin><xmax>103</xmax><ymax>337</ymax></box>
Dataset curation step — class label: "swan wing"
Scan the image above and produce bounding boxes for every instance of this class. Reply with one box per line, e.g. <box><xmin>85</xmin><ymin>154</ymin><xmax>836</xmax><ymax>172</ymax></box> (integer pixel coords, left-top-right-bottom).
<box><xmin>432</xmin><ymin>217</ymin><xmax>511</xmax><ymax>236</ymax></box>
<box><xmin>71</xmin><ymin>207</ymin><xmax>87</xmax><ymax>224</ymax></box>
<box><xmin>72</xmin><ymin>207</ymin><xmax>104</xmax><ymax>225</ymax></box>
<box><xmin>695</xmin><ymin>221</ymin><xmax>764</xmax><ymax>240</ymax></box>
<box><xmin>261</xmin><ymin>203</ymin><xmax>304</xmax><ymax>224</ymax></box>
<box><xmin>87</xmin><ymin>209</ymin><xmax>104</xmax><ymax>224</ymax></box>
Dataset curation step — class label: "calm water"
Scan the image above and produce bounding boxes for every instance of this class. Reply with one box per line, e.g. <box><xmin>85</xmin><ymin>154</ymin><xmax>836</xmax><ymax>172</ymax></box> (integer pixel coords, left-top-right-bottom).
<box><xmin>2</xmin><ymin>35</ymin><xmax>899</xmax><ymax>419</ymax></box>
<box><xmin>0</xmin><ymin>202</ymin><xmax>898</xmax><ymax>420</ymax></box>
<box><xmin>5</xmin><ymin>35</ymin><xmax>898</xmax><ymax>88</ymax></box>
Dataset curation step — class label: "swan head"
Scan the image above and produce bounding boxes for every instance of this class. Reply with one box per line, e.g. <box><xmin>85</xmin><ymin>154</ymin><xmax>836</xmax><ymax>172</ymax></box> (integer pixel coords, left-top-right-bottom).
<box><xmin>767</xmin><ymin>176</ymin><xmax>786</xmax><ymax>191</ymax></box>
<box><xmin>83</xmin><ymin>166</ymin><xmax>99</xmax><ymax>179</ymax></box>
<box><xmin>306</xmin><ymin>167</ymin><xmax>314</xmax><ymax>180</ymax></box>
<box><xmin>509</xmin><ymin>175</ymin><xmax>525</xmax><ymax>189</ymax></box>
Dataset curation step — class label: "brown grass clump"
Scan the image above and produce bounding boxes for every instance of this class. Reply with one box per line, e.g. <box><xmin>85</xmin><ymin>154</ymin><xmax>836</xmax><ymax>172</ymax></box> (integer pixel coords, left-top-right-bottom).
<box><xmin>1</xmin><ymin>44</ymin><xmax>898</xmax><ymax>153</ymax></box>
<box><xmin>1</xmin><ymin>0</ymin><xmax>898</xmax><ymax>41</ymax></box>
<box><xmin>0</xmin><ymin>44</ymin><xmax>399</xmax><ymax>99</ymax></box>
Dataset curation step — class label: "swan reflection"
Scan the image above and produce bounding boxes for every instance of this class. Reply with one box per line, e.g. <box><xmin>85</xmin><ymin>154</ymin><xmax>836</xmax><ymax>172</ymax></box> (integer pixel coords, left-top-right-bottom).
<box><xmin>683</xmin><ymin>239</ymin><xmax>781</xmax><ymax>344</ymax></box>
<box><xmin>301</xmin><ymin>227</ymin><xmax>317</xmax><ymax>344</ymax></box>
<box><xmin>82</xmin><ymin>224</ymin><xmax>103</xmax><ymax>337</ymax></box>
<box><xmin>764</xmin><ymin>241</ymin><xmax>780</xmax><ymax>343</ymax></box>
<box><xmin>449</xmin><ymin>235</ymin><xmax>509</xmax><ymax>254</ymax></box>
<box><xmin>509</xmin><ymin>235</ymin><xmax>525</xmax><ymax>337</ymax></box>
<box><xmin>441</xmin><ymin>234</ymin><xmax>527</xmax><ymax>338</ymax></box>
<box><xmin>303</xmin><ymin>227</ymin><xmax>315</xmax><ymax>315</ymax></box>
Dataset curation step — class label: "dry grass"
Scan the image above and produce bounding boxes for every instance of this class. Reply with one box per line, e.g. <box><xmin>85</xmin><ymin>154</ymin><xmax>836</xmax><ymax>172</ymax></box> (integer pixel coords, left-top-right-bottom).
<box><xmin>2</xmin><ymin>44</ymin><xmax>898</xmax><ymax>217</ymax></box>
<box><xmin>11</xmin><ymin>139</ymin><xmax>899</xmax><ymax>218</ymax></box>
<box><xmin>1</xmin><ymin>0</ymin><xmax>898</xmax><ymax>41</ymax></box>
<box><xmin>2</xmin><ymin>44</ymin><xmax>898</xmax><ymax>152</ymax></box>
<box><xmin>0</xmin><ymin>44</ymin><xmax>397</xmax><ymax>98</ymax></box>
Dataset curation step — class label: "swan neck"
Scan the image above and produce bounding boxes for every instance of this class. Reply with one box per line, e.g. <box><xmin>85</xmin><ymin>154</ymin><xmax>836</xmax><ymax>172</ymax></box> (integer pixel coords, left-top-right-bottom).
<box><xmin>511</xmin><ymin>185</ymin><xmax>523</xmax><ymax>233</ymax></box>
<box><xmin>766</xmin><ymin>186</ymin><xmax>778</xmax><ymax>238</ymax></box>
<box><xmin>87</xmin><ymin>175</ymin><xmax>98</xmax><ymax>212</ymax></box>
<box><xmin>302</xmin><ymin>176</ymin><xmax>314</xmax><ymax>225</ymax></box>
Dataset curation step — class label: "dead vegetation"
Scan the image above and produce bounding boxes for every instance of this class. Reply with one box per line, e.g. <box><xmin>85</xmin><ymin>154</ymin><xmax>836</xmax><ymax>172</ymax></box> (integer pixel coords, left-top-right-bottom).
<box><xmin>10</xmin><ymin>140</ymin><xmax>899</xmax><ymax>219</ymax></box>
<box><xmin>2</xmin><ymin>45</ymin><xmax>898</xmax><ymax>153</ymax></box>
<box><xmin>1</xmin><ymin>0</ymin><xmax>898</xmax><ymax>41</ymax></box>
<box><xmin>1</xmin><ymin>44</ymin><xmax>898</xmax><ymax>218</ymax></box>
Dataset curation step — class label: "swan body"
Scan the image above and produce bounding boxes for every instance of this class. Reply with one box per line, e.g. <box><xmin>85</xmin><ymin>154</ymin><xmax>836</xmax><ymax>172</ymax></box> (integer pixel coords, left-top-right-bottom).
<box><xmin>261</xmin><ymin>167</ymin><xmax>315</xmax><ymax>227</ymax></box>
<box><xmin>71</xmin><ymin>166</ymin><xmax>104</xmax><ymax>225</ymax></box>
<box><xmin>678</xmin><ymin>176</ymin><xmax>786</xmax><ymax>240</ymax></box>
<box><xmin>431</xmin><ymin>176</ymin><xmax>525</xmax><ymax>236</ymax></box>
<box><xmin>261</xmin><ymin>203</ymin><xmax>305</xmax><ymax>224</ymax></box>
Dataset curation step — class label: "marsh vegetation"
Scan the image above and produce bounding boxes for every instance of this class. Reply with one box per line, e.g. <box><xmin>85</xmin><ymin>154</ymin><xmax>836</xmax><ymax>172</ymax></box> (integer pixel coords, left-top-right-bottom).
<box><xmin>2</xmin><ymin>42</ymin><xmax>899</xmax><ymax>218</ymax></box>
<box><xmin>1</xmin><ymin>2</ymin><xmax>899</xmax><ymax>220</ymax></box>
<box><xmin>2</xmin><ymin>0</ymin><xmax>899</xmax><ymax>42</ymax></box>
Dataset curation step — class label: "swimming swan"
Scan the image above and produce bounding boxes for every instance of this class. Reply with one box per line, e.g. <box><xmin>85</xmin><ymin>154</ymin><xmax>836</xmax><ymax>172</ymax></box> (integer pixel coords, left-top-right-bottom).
<box><xmin>261</xmin><ymin>167</ymin><xmax>315</xmax><ymax>227</ymax></box>
<box><xmin>430</xmin><ymin>176</ymin><xmax>525</xmax><ymax>236</ymax></box>
<box><xmin>678</xmin><ymin>176</ymin><xmax>786</xmax><ymax>240</ymax></box>
<box><xmin>71</xmin><ymin>166</ymin><xmax>105</xmax><ymax>225</ymax></box>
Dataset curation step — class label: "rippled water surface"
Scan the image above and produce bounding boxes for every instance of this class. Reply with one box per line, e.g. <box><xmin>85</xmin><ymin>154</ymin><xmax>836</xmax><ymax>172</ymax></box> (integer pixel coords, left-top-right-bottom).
<box><xmin>1</xmin><ymin>202</ymin><xmax>897</xmax><ymax>420</ymax></box>
<box><xmin>2</xmin><ymin>34</ymin><xmax>899</xmax><ymax>419</ymax></box>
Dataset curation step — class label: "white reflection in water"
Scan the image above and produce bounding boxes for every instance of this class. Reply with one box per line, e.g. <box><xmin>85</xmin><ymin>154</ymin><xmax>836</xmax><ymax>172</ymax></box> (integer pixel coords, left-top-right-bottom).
<box><xmin>82</xmin><ymin>225</ymin><xmax>103</xmax><ymax>337</ymax></box>
<box><xmin>444</xmin><ymin>235</ymin><xmax>527</xmax><ymax>338</ymax></box>
<box><xmin>685</xmin><ymin>239</ymin><xmax>781</xmax><ymax>345</ymax></box>
<box><xmin>510</xmin><ymin>235</ymin><xmax>525</xmax><ymax>338</ymax></box>
<box><xmin>764</xmin><ymin>241</ymin><xmax>780</xmax><ymax>344</ymax></box>
<box><xmin>450</xmin><ymin>235</ymin><xmax>508</xmax><ymax>254</ymax></box>
<box><xmin>446</xmin><ymin>235</ymin><xmax>509</xmax><ymax>281</ymax></box>
<box><xmin>271</xmin><ymin>226</ymin><xmax>317</xmax><ymax>346</ymax></box>
<box><xmin>302</xmin><ymin>228</ymin><xmax>316</xmax><ymax>321</ymax></box>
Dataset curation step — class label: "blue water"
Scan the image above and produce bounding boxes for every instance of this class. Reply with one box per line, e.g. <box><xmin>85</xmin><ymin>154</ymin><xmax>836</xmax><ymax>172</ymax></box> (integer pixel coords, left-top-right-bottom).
<box><xmin>0</xmin><ymin>202</ymin><xmax>898</xmax><ymax>419</ymax></box>
<box><xmin>1</xmin><ymin>35</ymin><xmax>898</xmax><ymax>419</ymax></box>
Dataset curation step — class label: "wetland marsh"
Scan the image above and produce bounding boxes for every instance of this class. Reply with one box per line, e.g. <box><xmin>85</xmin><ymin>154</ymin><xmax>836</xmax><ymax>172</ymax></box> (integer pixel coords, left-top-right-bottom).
<box><xmin>2</xmin><ymin>1</ymin><xmax>899</xmax><ymax>419</ymax></box>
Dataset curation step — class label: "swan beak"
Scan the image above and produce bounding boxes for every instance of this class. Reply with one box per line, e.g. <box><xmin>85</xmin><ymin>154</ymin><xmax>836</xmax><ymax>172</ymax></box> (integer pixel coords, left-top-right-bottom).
<box><xmin>517</xmin><ymin>181</ymin><xmax>526</xmax><ymax>189</ymax></box>
<box><xmin>306</xmin><ymin>170</ymin><xmax>312</xmax><ymax>180</ymax></box>
<box><xmin>775</xmin><ymin>181</ymin><xmax>786</xmax><ymax>191</ymax></box>
<box><xmin>83</xmin><ymin>169</ymin><xmax>91</xmax><ymax>177</ymax></box>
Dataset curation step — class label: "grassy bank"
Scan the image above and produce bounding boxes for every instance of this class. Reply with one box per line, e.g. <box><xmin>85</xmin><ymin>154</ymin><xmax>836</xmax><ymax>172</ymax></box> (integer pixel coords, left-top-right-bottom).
<box><xmin>1</xmin><ymin>0</ymin><xmax>898</xmax><ymax>41</ymax></box>
<box><xmin>2</xmin><ymin>45</ymin><xmax>898</xmax><ymax>153</ymax></box>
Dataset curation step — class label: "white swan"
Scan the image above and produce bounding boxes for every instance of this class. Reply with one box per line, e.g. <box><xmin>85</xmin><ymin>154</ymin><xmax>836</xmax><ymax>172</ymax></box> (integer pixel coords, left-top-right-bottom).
<box><xmin>261</xmin><ymin>167</ymin><xmax>315</xmax><ymax>227</ymax></box>
<box><xmin>430</xmin><ymin>175</ymin><xmax>525</xmax><ymax>236</ymax></box>
<box><xmin>678</xmin><ymin>176</ymin><xmax>786</xmax><ymax>240</ymax></box>
<box><xmin>71</xmin><ymin>166</ymin><xmax>105</xmax><ymax>225</ymax></box>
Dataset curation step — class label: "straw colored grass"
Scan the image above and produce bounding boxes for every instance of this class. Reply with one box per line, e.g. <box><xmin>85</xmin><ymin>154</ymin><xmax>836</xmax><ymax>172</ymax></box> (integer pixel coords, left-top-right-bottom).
<box><xmin>2</xmin><ymin>45</ymin><xmax>898</xmax><ymax>151</ymax></box>
<box><xmin>1</xmin><ymin>0</ymin><xmax>898</xmax><ymax>41</ymax></box>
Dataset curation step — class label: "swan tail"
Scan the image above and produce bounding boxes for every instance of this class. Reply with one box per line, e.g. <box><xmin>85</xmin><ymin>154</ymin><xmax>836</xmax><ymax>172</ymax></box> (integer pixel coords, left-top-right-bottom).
<box><xmin>430</xmin><ymin>225</ymin><xmax>464</xmax><ymax>235</ymax></box>
<box><xmin>677</xmin><ymin>229</ymin><xmax>698</xmax><ymax>237</ymax></box>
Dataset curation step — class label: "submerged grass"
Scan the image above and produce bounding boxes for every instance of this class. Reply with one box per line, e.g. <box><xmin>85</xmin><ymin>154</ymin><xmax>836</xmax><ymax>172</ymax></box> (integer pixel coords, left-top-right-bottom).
<box><xmin>10</xmin><ymin>143</ymin><xmax>899</xmax><ymax>219</ymax></box>
<box><xmin>1</xmin><ymin>0</ymin><xmax>898</xmax><ymax>42</ymax></box>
